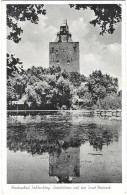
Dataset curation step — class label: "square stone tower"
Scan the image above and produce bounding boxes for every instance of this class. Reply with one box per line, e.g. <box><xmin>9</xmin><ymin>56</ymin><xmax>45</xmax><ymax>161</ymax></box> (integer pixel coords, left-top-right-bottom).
<box><xmin>49</xmin><ymin>20</ymin><xmax>80</xmax><ymax>73</ymax></box>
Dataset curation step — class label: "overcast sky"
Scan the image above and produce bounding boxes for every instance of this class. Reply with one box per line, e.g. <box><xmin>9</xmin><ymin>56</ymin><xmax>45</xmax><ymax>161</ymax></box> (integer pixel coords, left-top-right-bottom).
<box><xmin>7</xmin><ymin>4</ymin><xmax>122</xmax><ymax>89</ymax></box>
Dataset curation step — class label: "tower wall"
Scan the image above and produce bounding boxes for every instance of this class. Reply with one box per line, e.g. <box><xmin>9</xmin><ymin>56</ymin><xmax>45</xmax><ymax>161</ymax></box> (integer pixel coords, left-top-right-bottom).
<box><xmin>49</xmin><ymin>42</ymin><xmax>80</xmax><ymax>73</ymax></box>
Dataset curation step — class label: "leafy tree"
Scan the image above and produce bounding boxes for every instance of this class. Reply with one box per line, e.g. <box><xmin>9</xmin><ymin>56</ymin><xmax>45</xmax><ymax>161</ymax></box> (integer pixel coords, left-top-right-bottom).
<box><xmin>25</xmin><ymin>80</ymin><xmax>51</xmax><ymax>108</ymax></box>
<box><xmin>25</xmin><ymin>84</ymin><xmax>41</xmax><ymax>107</ymax></box>
<box><xmin>80</xmin><ymin>92</ymin><xmax>93</xmax><ymax>109</ymax></box>
<box><xmin>69</xmin><ymin>72</ymin><xmax>84</xmax><ymax>87</ymax></box>
<box><xmin>77</xmin><ymin>84</ymin><xmax>88</xmax><ymax>98</ymax></box>
<box><xmin>7</xmin><ymin>85</ymin><xmax>17</xmax><ymax>101</ymax></box>
<box><xmin>7</xmin><ymin>53</ymin><xmax>23</xmax><ymax>77</ymax></box>
<box><xmin>48</xmin><ymin>66</ymin><xmax>61</xmax><ymax>75</ymax></box>
<box><xmin>70</xmin><ymin>4</ymin><xmax>122</xmax><ymax>35</ymax></box>
<box><xmin>62</xmin><ymin>70</ymin><xmax>70</xmax><ymax>79</ymax></box>
<box><xmin>57</xmin><ymin>77</ymin><xmax>72</xmax><ymax>108</ymax></box>
<box><xmin>7</xmin><ymin>4</ymin><xmax>46</xmax><ymax>43</ymax></box>
<box><xmin>50</xmin><ymin>89</ymin><xmax>59</xmax><ymax>109</ymax></box>
<box><xmin>7</xmin><ymin>66</ymin><xmax>121</xmax><ymax>110</ymax></box>
<box><xmin>86</xmin><ymin>70</ymin><xmax>118</xmax><ymax>103</ymax></box>
<box><xmin>96</xmin><ymin>93</ymin><xmax>121</xmax><ymax>109</ymax></box>
<box><xmin>42</xmin><ymin>75</ymin><xmax>57</xmax><ymax>88</ymax></box>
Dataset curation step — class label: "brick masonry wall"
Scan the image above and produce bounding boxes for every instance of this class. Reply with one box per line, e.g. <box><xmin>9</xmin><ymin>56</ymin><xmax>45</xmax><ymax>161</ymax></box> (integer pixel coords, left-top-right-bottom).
<box><xmin>49</xmin><ymin>42</ymin><xmax>80</xmax><ymax>73</ymax></box>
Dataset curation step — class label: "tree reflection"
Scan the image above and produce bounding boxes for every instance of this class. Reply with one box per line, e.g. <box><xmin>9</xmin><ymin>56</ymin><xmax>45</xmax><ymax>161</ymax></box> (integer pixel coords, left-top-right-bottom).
<box><xmin>88</xmin><ymin>130</ymin><xmax>118</xmax><ymax>151</ymax></box>
<box><xmin>7</xmin><ymin>113</ymin><xmax>119</xmax><ymax>183</ymax></box>
<box><xmin>7</xmin><ymin>116</ymin><xmax>119</xmax><ymax>154</ymax></box>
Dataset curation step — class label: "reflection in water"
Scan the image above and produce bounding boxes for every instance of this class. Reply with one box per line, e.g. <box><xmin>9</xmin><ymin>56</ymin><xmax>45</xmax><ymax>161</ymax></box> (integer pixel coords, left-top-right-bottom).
<box><xmin>88</xmin><ymin>129</ymin><xmax>118</xmax><ymax>151</ymax></box>
<box><xmin>49</xmin><ymin>147</ymin><xmax>80</xmax><ymax>183</ymax></box>
<box><xmin>7</xmin><ymin>111</ymin><xmax>121</xmax><ymax>183</ymax></box>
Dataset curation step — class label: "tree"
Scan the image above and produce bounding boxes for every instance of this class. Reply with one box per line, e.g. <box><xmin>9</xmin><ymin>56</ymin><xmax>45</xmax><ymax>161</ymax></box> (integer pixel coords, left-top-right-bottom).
<box><xmin>7</xmin><ymin>65</ymin><xmax>121</xmax><ymax>110</ymax></box>
<box><xmin>86</xmin><ymin>70</ymin><xmax>119</xmax><ymax>103</ymax></box>
<box><xmin>7</xmin><ymin>5</ymin><xmax>46</xmax><ymax>77</ymax></box>
<box><xmin>7</xmin><ymin>85</ymin><xmax>17</xmax><ymax>101</ymax></box>
<box><xmin>7</xmin><ymin>53</ymin><xmax>23</xmax><ymax>77</ymax></box>
<box><xmin>69</xmin><ymin>72</ymin><xmax>83</xmax><ymax>87</ymax></box>
<box><xmin>7</xmin><ymin>4</ymin><xmax>46</xmax><ymax>43</ymax></box>
<box><xmin>57</xmin><ymin>77</ymin><xmax>72</xmax><ymax>108</ymax></box>
<box><xmin>81</xmin><ymin>92</ymin><xmax>93</xmax><ymax>109</ymax></box>
<box><xmin>96</xmin><ymin>93</ymin><xmax>121</xmax><ymax>109</ymax></box>
<box><xmin>70</xmin><ymin>4</ymin><xmax>122</xmax><ymax>35</ymax></box>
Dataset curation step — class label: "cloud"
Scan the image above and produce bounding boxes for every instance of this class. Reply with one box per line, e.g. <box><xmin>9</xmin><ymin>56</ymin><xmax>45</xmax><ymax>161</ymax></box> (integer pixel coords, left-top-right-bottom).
<box><xmin>81</xmin><ymin>53</ymin><xmax>103</xmax><ymax>74</ymax></box>
<box><xmin>7</xmin><ymin>8</ymin><xmax>122</xmax><ymax>89</ymax></box>
<box><xmin>7</xmin><ymin>15</ymin><xmax>57</xmax><ymax>69</ymax></box>
<box><xmin>106</xmin><ymin>43</ymin><xmax>121</xmax><ymax>54</ymax></box>
<box><xmin>70</xmin><ymin>17</ymin><xmax>89</xmax><ymax>41</ymax></box>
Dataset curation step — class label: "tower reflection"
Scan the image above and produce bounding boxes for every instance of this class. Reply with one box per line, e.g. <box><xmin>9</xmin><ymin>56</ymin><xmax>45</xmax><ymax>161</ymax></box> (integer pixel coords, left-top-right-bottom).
<box><xmin>49</xmin><ymin>146</ymin><xmax>80</xmax><ymax>183</ymax></box>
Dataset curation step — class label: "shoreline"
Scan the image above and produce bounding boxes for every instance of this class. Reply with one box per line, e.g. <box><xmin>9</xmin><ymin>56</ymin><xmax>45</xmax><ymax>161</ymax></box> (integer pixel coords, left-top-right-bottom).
<box><xmin>7</xmin><ymin>109</ymin><xmax>122</xmax><ymax>117</ymax></box>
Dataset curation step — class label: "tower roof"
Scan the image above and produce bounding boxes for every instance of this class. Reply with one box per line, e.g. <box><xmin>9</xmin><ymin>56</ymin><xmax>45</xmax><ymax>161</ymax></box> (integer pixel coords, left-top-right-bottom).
<box><xmin>55</xmin><ymin>19</ymin><xmax>73</xmax><ymax>42</ymax></box>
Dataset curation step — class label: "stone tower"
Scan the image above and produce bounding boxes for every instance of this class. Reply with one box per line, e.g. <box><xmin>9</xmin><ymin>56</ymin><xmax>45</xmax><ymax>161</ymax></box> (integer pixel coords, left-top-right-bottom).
<box><xmin>49</xmin><ymin>20</ymin><xmax>80</xmax><ymax>73</ymax></box>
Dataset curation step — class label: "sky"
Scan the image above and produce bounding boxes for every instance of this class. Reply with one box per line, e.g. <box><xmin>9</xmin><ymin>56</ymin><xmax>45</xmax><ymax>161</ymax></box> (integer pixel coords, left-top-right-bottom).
<box><xmin>7</xmin><ymin>4</ymin><xmax>122</xmax><ymax>89</ymax></box>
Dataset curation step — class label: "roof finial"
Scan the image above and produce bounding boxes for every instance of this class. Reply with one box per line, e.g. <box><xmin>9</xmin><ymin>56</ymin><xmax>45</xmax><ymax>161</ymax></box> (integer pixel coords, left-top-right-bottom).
<box><xmin>61</xmin><ymin>19</ymin><xmax>68</xmax><ymax>27</ymax></box>
<box><xmin>63</xmin><ymin>19</ymin><xmax>66</xmax><ymax>25</ymax></box>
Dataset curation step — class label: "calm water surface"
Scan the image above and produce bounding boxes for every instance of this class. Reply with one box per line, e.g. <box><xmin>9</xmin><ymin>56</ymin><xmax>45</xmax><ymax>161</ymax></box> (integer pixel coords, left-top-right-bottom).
<box><xmin>7</xmin><ymin>111</ymin><xmax>122</xmax><ymax>183</ymax></box>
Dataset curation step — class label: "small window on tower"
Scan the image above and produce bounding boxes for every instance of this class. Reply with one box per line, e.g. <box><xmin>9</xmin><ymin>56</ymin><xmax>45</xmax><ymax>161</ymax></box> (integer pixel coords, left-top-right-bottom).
<box><xmin>56</xmin><ymin>60</ymin><xmax>59</xmax><ymax>64</ymax></box>
<box><xmin>51</xmin><ymin>47</ymin><xmax>54</xmax><ymax>53</ymax></box>
<box><xmin>67</xmin><ymin>60</ymin><xmax>70</xmax><ymax>65</ymax></box>
<box><xmin>73</xmin><ymin>46</ymin><xmax>76</xmax><ymax>51</ymax></box>
<box><xmin>56</xmin><ymin>50</ymin><xmax>58</xmax><ymax>54</ymax></box>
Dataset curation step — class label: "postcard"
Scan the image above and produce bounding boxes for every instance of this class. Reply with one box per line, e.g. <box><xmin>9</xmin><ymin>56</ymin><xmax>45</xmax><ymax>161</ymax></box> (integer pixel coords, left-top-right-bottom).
<box><xmin>1</xmin><ymin>1</ymin><xmax>127</xmax><ymax>195</ymax></box>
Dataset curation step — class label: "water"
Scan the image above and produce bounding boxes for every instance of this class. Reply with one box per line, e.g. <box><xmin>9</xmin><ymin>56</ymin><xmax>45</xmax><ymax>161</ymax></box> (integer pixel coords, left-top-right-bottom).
<box><xmin>7</xmin><ymin>111</ymin><xmax>122</xmax><ymax>184</ymax></box>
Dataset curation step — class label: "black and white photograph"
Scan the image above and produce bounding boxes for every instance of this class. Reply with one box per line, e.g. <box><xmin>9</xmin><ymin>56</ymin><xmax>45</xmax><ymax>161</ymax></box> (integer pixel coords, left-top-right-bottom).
<box><xmin>2</xmin><ymin>1</ymin><xmax>126</xmax><ymax>188</ymax></box>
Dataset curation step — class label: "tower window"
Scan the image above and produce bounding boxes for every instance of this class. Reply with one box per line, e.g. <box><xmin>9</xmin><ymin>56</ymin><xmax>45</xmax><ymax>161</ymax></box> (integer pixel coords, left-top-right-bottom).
<box><xmin>51</xmin><ymin>47</ymin><xmax>54</xmax><ymax>53</ymax></box>
<box><xmin>56</xmin><ymin>60</ymin><xmax>59</xmax><ymax>64</ymax></box>
<box><xmin>67</xmin><ymin>60</ymin><xmax>70</xmax><ymax>65</ymax></box>
<box><xmin>73</xmin><ymin>46</ymin><xmax>76</xmax><ymax>51</ymax></box>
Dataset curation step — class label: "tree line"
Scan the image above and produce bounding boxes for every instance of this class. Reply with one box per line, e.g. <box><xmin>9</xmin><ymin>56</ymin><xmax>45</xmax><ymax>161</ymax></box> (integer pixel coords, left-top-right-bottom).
<box><xmin>7</xmin><ymin>65</ymin><xmax>122</xmax><ymax>110</ymax></box>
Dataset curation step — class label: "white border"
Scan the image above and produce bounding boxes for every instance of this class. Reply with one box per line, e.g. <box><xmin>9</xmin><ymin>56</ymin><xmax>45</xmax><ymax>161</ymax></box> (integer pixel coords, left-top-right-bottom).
<box><xmin>1</xmin><ymin>1</ymin><xmax>127</xmax><ymax>195</ymax></box>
